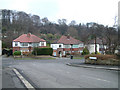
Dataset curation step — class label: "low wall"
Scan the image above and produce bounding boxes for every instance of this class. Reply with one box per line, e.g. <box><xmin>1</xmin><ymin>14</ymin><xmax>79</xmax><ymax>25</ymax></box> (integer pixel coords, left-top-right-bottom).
<box><xmin>85</xmin><ymin>58</ymin><xmax>119</xmax><ymax>66</ymax></box>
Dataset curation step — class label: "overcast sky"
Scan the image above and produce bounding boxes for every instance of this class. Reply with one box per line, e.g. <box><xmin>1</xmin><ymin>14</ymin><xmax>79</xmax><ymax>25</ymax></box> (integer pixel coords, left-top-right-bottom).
<box><xmin>0</xmin><ymin>0</ymin><xmax>119</xmax><ymax>26</ymax></box>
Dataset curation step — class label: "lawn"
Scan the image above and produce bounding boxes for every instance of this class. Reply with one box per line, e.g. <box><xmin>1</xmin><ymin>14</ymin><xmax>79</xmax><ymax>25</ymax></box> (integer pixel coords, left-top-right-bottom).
<box><xmin>73</xmin><ymin>57</ymin><xmax>84</xmax><ymax>59</ymax></box>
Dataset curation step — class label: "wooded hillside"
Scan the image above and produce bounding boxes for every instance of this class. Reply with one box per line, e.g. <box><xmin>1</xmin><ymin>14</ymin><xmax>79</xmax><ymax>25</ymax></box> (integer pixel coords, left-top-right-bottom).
<box><xmin>1</xmin><ymin>9</ymin><xmax>118</xmax><ymax>54</ymax></box>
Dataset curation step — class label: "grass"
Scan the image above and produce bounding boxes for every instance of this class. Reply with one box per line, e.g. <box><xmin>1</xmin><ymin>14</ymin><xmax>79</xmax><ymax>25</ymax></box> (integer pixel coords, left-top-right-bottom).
<box><xmin>14</xmin><ymin>57</ymin><xmax>56</xmax><ymax>60</ymax></box>
<box><xmin>73</xmin><ymin>57</ymin><xmax>84</xmax><ymax>59</ymax></box>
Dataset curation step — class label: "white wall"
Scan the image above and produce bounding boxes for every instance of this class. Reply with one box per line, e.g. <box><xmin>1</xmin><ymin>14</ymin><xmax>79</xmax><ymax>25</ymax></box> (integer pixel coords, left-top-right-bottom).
<box><xmin>13</xmin><ymin>42</ymin><xmax>21</xmax><ymax>47</ymax></box>
<box><xmin>88</xmin><ymin>44</ymin><xmax>99</xmax><ymax>54</ymax></box>
<box><xmin>39</xmin><ymin>42</ymin><xmax>46</xmax><ymax>46</ymax></box>
<box><xmin>13</xmin><ymin>41</ymin><xmax>47</xmax><ymax>47</ymax></box>
<box><xmin>51</xmin><ymin>44</ymin><xmax>63</xmax><ymax>50</ymax></box>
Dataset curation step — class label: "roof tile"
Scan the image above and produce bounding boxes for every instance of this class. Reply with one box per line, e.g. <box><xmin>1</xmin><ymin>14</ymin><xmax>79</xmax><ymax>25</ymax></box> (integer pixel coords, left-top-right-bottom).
<box><xmin>13</xmin><ymin>34</ymin><xmax>46</xmax><ymax>42</ymax></box>
<box><xmin>57</xmin><ymin>35</ymin><xmax>83</xmax><ymax>44</ymax></box>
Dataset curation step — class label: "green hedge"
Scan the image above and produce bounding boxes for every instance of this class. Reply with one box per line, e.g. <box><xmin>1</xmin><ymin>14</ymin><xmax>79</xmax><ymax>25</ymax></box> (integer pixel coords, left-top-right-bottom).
<box><xmin>91</xmin><ymin>52</ymin><xmax>101</xmax><ymax>54</ymax></box>
<box><xmin>82</xmin><ymin>47</ymin><xmax>89</xmax><ymax>55</ymax></box>
<box><xmin>32</xmin><ymin>47</ymin><xmax>53</xmax><ymax>56</ymax></box>
<box><xmin>13</xmin><ymin>51</ymin><xmax>21</xmax><ymax>56</ymax></box>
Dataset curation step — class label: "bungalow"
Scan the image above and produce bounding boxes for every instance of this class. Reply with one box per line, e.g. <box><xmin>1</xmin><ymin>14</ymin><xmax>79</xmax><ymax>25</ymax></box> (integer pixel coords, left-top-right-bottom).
<box><xmin>86</xmin><ymin>38</ymin><xmax>107</xmax><ymax>54</ymax></box>
<box><xmin>51</xmin><ymin>35</ymin><xmax>84</xmax><ymax>57</ymax></box>
<box><xmin>13</xmin><ymin>33</ymin><xmax>46</xmax><ymax>53</ymax></box>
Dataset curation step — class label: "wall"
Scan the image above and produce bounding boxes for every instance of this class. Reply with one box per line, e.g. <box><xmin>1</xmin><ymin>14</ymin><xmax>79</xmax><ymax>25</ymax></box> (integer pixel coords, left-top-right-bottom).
<box><xmin>13</xmin><ymin>41</ymin><xmax>46</xmax><ymax>47</ymax></box>
<box><xmin>39</xmin><ymin>42</ymin><xmax>46</xmax><ymax>46</ymax></box>
<box><xmin>88</xmin><ymin>44</ymin><xmax>99</xmax><ymax>54</ymax></box>
<box><xmin>13</xmin><ymin>42</ymin><xmax>21</xmax><ymax>47</ymax></box>
<box><xmin>51</xmin><ymin>44</ymin><xmax>63</xmax><ymax>50</ymax></box>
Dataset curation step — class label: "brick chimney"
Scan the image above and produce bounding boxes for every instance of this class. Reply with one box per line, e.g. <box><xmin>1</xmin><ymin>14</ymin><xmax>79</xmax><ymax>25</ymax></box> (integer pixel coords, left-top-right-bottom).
<box><xmin>27</xmin><ymin>33</ymin><xmax>31</xmax><ymax>37</ymax></box>
<box><xmin>67</xmin><ymin>34</ymin><xmax>70</xmax><ymax>39</ymax></box>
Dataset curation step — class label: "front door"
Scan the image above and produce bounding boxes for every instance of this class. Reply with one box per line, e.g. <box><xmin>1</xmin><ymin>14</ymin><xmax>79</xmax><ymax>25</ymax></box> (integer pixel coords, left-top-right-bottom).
<box><xmin>59</xmin><ymin>51</ymin><xmax>62</xmax><ymax>58</ymax></box>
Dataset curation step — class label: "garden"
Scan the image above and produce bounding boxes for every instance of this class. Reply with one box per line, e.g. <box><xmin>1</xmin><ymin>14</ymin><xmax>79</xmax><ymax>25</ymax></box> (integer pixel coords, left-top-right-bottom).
<box><xmin>13</xmin><ymin>47</ymin><xmax>55</xmax><ymax>60</ymax></box>
<box><xmin>82</xmin><ymin>48</ymin><xmax>120</xmax><ymax>66</ymax></box>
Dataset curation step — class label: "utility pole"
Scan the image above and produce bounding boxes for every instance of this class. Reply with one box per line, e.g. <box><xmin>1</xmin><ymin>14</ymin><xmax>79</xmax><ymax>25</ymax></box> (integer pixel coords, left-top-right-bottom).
<box><xmin>95</xmin><ymin>36</ymin><xmax>97</xmax><ymax>54</ymax></box>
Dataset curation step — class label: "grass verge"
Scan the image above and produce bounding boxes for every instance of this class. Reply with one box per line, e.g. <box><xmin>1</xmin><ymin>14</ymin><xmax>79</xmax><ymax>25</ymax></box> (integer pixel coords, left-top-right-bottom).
<box><xmin>73</xmin><ymin>57</ymin><xmax>84</xmax><ymax>59</ymax></box>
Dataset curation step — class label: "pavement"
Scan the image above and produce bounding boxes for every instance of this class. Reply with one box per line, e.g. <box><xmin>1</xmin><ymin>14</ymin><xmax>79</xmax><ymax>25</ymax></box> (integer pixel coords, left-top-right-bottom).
<box><xmin>66</xmin><ymin>63</ymin><xmax>120</xmax><ymax>71</ymax></box>
<box><xmin>2</xmin><ymin>56</ymin><xmax>26</xmax><ymax>89</ymax></box>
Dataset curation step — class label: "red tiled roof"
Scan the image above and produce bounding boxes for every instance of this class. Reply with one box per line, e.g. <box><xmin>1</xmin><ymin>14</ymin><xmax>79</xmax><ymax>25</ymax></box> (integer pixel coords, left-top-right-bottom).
<box><xmin>57</xmin><ymin>36</ymin><xmax>83</xmax><ymax>44</ymax></box>
<box><xmin>13</xmin><ymin>33</ymin><xmax>46</xmax><ymax>42</ymax></box>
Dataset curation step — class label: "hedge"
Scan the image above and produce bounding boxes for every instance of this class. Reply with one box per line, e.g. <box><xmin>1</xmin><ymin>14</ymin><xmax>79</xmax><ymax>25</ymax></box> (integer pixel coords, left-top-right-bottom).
<box><xmin>82</xmin><ymin>47</ymin><xmax>89</xmax><ymax>55</ymax></box>
<box><xmin>32</xmin><ymin>47</ymin><xmax>53</xmax><ymax>56</ymax></box>
<box><xmin>13</xmin><ymin>51</ymin><xmax>21</xmax><ymax>56</ymax></box>
<box><xmin>84</xmin><ymin>54</ymin><xmax>117</xmax><ymax>60</ymax></box>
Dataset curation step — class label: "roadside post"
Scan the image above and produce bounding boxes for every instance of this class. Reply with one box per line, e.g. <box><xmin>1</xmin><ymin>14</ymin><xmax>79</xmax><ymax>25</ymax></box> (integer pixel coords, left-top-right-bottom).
<box><xmin>70</xmin><ymin>44</ymin><xmax>73</xmax><ymax>59</ymax></box>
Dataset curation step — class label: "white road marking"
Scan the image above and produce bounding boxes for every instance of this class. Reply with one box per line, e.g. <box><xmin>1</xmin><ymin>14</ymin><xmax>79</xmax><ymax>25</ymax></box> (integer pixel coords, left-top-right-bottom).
<box><xmin>13</xmin><ymin>68</ymin><xmax>35</xmax><ymax>90</ymax></box>
<box><xmin>82</xmin><ymin>75</ymin><xmax>110</xmax><ymax>83</ymax></box>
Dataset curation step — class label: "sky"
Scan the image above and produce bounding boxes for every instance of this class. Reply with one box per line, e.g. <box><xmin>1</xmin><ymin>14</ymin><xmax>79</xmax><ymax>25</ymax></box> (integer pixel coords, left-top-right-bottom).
<box><xmin>0</xmin><ymin>0</ymin><xmax>119</xmax><ymax>26</ymax></box>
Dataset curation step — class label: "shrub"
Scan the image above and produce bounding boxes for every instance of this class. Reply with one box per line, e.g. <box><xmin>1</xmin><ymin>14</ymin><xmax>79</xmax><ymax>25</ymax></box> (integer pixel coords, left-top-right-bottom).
<box><xmin>84</xmin><ymin>54</ymin><xmax>116</xmax><ymax>60</ymax></box>
<box><xmin>91</xmin><ymin>52</ymin><xmax>101</xmax><ymax>54</ymax></box>
<box><xmin>66</xmin><ymin>53</ymin><xmax>70</xmax><ymax>55</ymax></box>
<box><xmin>22</xmin><ymin>52</ymin><xmax>32</xmax><ymax>56</ymax></box>
<box><xmin>82</xmin><ymin>47</ymin><xmax>89</xmax><ymax>55</ymax></box>
<box><xmin>32</xmin><ymin>47</ymin><xmax>53</xmax><ymax>56</ymax></box>
<box><xmin>13</xmin><ymin>51</ymin><xmax>21</xmax><ymax>56</ymax></box>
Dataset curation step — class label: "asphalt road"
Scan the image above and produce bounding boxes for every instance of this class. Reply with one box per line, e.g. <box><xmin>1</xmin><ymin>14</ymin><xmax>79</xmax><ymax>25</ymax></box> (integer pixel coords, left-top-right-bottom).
<box><xmin>2</xmin><ymin>56</ymin><xmax>119</xmax><ymax>89</ymax></box>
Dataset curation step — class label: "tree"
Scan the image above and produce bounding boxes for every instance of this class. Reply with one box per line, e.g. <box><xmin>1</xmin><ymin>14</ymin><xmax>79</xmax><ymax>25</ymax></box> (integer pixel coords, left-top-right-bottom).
<box><xmin>58</xmin><ymin>19</ymin><xmax>67</xmax><ymax>25</ymax></box>
<box><xmin>82</xmin><ymin>47</ymin><xmax>89</xmax><ymax>55</ymax></box>
<box><xmin>42</xmin><ymin>17</ymin><xmax>50</xmax><ymax>25</ymax></box>
<box><xmin>69</xmin><ymin>20</ymin><xmax>76</xmax><ymax>26</ymax></box>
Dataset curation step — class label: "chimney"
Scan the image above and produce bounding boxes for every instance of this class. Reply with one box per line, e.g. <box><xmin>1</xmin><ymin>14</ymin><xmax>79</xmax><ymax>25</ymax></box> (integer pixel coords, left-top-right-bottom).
<box><xmin>67</xmin><ymin>34</ymin><xmax>70</xmax><ymax>39</ymax></box>
<box><xmin>27</xmin><ymin>33</ymin><xmax>31</xmax><ymax>37</ymax></box>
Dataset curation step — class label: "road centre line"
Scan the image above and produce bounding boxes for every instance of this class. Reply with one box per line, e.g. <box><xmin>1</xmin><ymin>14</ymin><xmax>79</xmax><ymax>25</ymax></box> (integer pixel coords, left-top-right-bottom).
<box><xmin>82</xmin><ymin>75</ymin><xmax>110</xmax><ymax>83</ymax></box>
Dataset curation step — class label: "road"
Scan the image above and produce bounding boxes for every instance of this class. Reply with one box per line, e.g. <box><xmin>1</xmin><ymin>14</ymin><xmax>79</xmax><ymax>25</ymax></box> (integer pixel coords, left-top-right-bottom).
<box><xmin>2</xmin><ymin>56</ymin><xmax>119</xmax><ymax>89</ymax></box>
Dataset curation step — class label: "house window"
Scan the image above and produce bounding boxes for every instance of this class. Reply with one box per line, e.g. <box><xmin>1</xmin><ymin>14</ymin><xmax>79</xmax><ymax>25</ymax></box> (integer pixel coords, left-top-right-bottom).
<box><xmin>21</xmin><ymin>43</ymin><xmax>28</xmax><ymax>46</ymax></box>
<box><xmin>15</xmin><ymin>42</ymin><xmax>18</xmax><ymax>46</ymax></box>
<box><xmin>41</xmin><ymin>42</ymin><xmax>44</xmax><ymax>46</ymax></box>
<box><xmin>79</xmin><ymin>44</ymin><xmax>83</xmax><ymax>47</ymax></box>
<box><xmin>73</xmin><ymin>45</ymin><xmax>78</xmax><ymax>48</ymax></box>
<box><xmin>32</xmin><ymin>43</ymin><xmax>39</xmax><ymax>47</ymax></box>
<box><xmin>64</xmin><ymin>45</ymin><xmax>70</xmax><ymax>48</ymax></box>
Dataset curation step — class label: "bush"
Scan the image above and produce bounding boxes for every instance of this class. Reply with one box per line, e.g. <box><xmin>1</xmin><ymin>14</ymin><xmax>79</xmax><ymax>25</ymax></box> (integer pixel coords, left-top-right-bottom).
<box><xmin>66</xmin><ymin>53</ymin><xmax>70</xmax><ymax>55</ymax></box>
<box><xmin>82</xmin><ymin>47</ymin><xmax>89</xmax><ymax>55</ymax></box>
<box><xmin>2</xmin><ymin>48</ymin><xmax>13</xmax><ymax>56</ymax></box>
<box><xmin>13</xmin><ymin>51</ymin><xmax>21</xmax><ymax>56</ymax></box>
<box><xmin>32</xmin><ymin>47</ymin><xmax>53</xmax><ymax>56</ymax></box>
<box><xmin>84</xmin><ymin>54</ymin><xmax>116</xmax><ymax>60</ymax></box>
<box><xmin>91</xmin><ymin>52</ymin><xmax>101</xmax><ymax>54</ymax></box>
<box><xmin>22</xmin><ymin>52</ymin><xmax>33</xmax><ymax>56</ymax></box>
